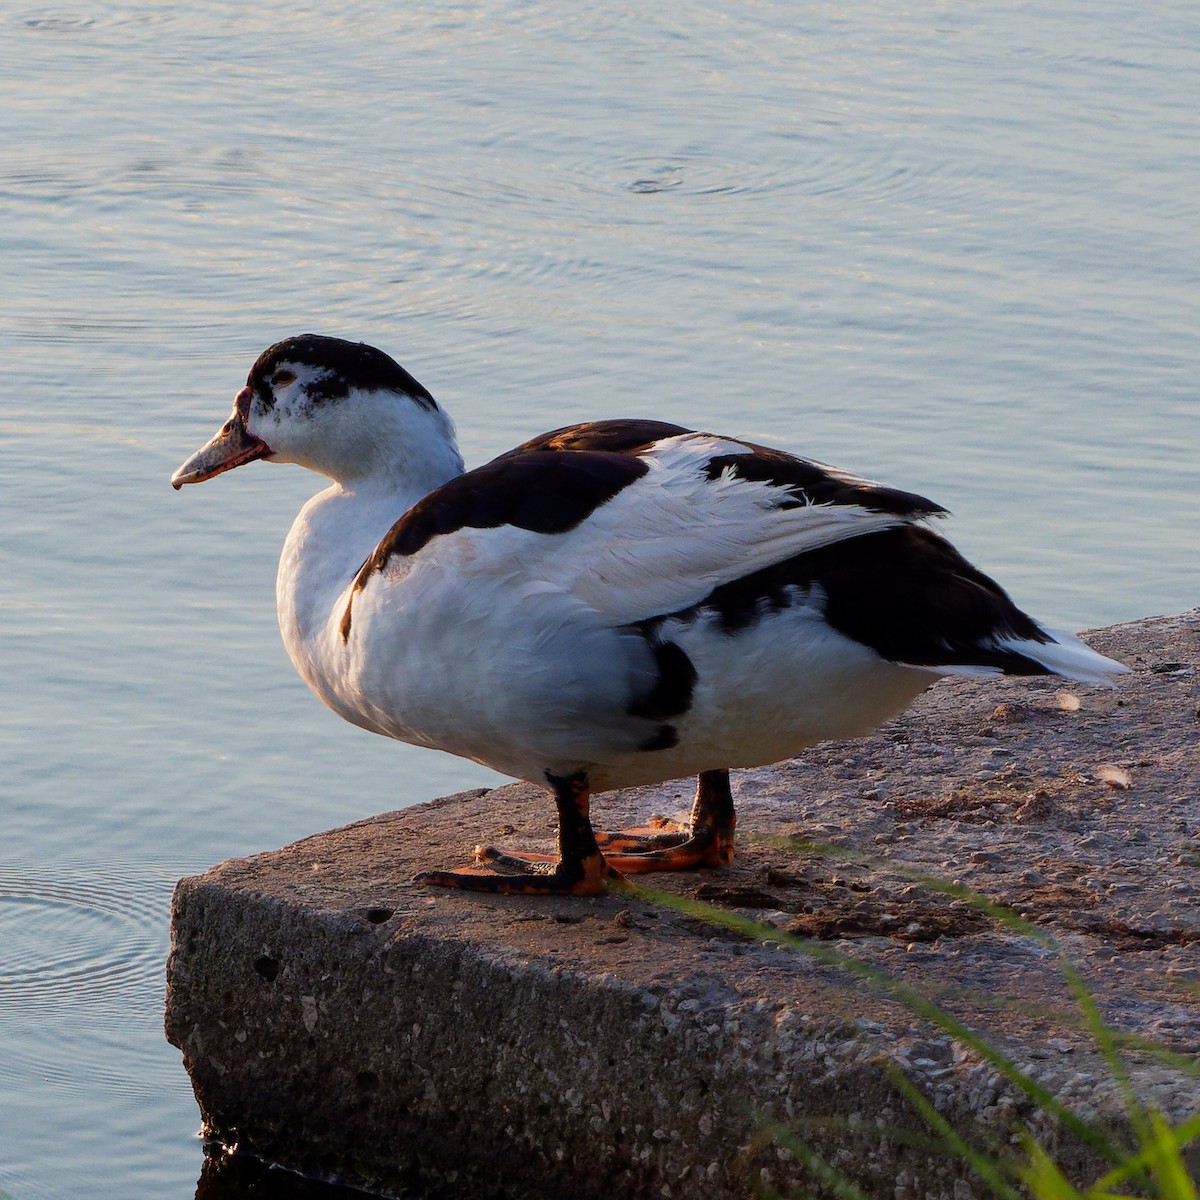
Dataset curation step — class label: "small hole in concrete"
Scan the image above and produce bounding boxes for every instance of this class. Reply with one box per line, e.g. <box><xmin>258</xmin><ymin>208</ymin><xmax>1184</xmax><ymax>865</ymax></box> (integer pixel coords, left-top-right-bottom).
<box><xmin>357</xmin><ymin>1071</ymin><xmax>379</xmax><ymax>1092</ymax></box>
<box><xmin>365</xmin><ymin>907</ymin><xmax>394</xmax><ymax>924</ymax></box>
<box><xmin>253</xmin><ymin>955</ymin><xmax>280</xmax><ymax>981</ymax></box>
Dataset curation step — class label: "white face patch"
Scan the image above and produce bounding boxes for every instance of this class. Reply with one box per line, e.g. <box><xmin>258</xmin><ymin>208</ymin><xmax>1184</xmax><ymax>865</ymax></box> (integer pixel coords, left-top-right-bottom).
<box><xmin>248</xmin><ymin>362</ymin><xmax>337</xmax><ymax>437</ymax></box>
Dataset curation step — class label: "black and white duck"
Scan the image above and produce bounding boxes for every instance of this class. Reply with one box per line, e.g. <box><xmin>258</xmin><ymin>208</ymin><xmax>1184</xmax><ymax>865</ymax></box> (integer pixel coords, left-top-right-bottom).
<box><xmin>172</xmin><ymin>334</ymin><xmax>1127</xmax><ymax>895</ymax></box>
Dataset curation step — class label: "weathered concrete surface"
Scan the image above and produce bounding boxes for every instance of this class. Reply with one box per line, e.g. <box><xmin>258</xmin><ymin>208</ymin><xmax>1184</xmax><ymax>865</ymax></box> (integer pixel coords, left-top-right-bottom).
<box><xmin>166</xmin><ymin>611</ymin><xmax>1200</xmax><ymax>1198</ymax></box>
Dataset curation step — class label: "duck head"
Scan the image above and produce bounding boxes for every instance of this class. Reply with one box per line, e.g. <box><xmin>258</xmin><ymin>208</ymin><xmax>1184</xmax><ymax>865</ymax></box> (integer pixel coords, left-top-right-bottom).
<box><xmin>171</xmin><ymin>334</ymin><xmax>463</xmax><ymax>491</ymax></box>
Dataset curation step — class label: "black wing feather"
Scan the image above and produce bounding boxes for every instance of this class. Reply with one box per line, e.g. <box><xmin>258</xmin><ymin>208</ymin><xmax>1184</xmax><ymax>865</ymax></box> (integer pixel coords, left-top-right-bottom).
<box><xmin>644</xmin><ymin>525</ymin><xmax>1052</xmax><ymax>673</ymax></box>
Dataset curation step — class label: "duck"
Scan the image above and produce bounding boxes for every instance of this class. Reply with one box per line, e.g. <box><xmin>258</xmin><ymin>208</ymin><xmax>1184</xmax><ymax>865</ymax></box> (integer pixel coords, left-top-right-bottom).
<box><xmin>172</xmin><ymin>334</ymin><xmax>1128</xmax><ymax>896</ymax></box>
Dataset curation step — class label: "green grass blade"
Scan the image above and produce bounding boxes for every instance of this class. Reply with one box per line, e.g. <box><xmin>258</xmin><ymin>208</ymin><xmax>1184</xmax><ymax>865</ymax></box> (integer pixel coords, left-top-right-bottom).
<box><xmin>1018</xmin><ymin>1136</ymin><xmax>1084</xmax><ymax>1200</ymax></box>
<box><xmin>1146</xmin><ymin>1109</ymin><xmax>1200</xmax><ymax>1200</ymax></box>
<box><xmin>1109</xmin><ymin>1033</ymin><xmax>1200</xmax><ymax>1078</ymax></box>
<box><xmin>752</xmin><ymin>837</ymin><xmax>1154</xmax><ymax>1149</ymax></box>
<box><xmin>621</xmin><ymin>881</ymin><xmax>1123</xmax><ymax>1165</ymax></box>
<box><xmin>879</xmin><ymin>1058</ymin><xmax>1023</xmax><ymax>1200</ymax></box>
<box><xmin>1090</xmin><ymin>1109</ymin><xmax>1200</xmax><ymax>1198</ymax></box>
<box><xmin>753</xmin><ymin>1122</ymin><xmax>875</xmax><ymax>1200</ymax></box>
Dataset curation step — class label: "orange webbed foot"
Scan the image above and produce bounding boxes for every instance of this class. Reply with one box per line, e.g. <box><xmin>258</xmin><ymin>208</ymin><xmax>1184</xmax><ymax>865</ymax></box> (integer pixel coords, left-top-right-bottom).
<box><xmin>415</xmin><ymin>771</ymin><xmax>613</xmax><ymax>896</ymax></box>
<box><xmin>415</xmin><ymin>853</ymin><xmax>610</xmax><ymax>896</ymax></box>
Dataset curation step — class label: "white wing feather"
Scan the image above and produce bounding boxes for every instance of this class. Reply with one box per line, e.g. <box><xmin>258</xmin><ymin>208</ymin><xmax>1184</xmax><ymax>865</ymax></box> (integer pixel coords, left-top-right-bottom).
<box><xmin>392</xmin><ymin>433</ymin><xmax>919</xmax><ymax>625</ymax></box>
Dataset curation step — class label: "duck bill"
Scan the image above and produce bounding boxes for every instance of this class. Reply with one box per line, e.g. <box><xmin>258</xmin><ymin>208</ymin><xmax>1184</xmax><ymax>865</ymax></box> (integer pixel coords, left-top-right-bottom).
<box><xmin>171</xmin><ymin>387</ymin><xmax>270</xmax><ymax>490</ymax></box>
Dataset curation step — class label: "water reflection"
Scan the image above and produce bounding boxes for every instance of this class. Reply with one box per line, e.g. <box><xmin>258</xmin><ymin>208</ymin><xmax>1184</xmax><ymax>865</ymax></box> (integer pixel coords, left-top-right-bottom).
<box><xmin>2</xmin><ymin>0</ymin><xmax>1199</xmax><ymax>1195</ymax></box>
<box><xmin>195</xmin><ymin>1148</ymin><xmax>387</xmax><ymax>1200</ymax></box>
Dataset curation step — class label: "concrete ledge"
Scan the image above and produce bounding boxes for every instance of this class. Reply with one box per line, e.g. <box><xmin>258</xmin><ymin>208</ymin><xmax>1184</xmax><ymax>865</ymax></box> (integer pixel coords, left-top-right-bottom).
<box><xmin>166</xmin><ymin>612</ymin><xmax>1200</xmax><ymax>1198</ymax></box>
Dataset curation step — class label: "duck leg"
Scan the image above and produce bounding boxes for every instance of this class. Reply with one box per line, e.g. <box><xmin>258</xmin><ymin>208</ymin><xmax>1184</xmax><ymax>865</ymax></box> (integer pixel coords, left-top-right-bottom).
<box><xmin>593</xmin><ymin>769</ymin><xmax>736</xmax><ymax>873</ymax></box>
<box><xmin>416</xmin><ymin>772</ymin><xmax>610</xmax><ymax>895</ymax></box>
<box><xmin>482</xmin><ymin>770</ymin><xmax>736</xmax><ymax>875</ymax></box>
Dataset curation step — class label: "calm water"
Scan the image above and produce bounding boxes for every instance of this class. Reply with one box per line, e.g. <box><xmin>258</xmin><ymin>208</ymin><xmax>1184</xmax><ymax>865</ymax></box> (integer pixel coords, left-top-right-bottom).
<box><xmin>1</xmin><ymin>2</ymin><xmax>1198</xmax><ymax>1196</ymax></box>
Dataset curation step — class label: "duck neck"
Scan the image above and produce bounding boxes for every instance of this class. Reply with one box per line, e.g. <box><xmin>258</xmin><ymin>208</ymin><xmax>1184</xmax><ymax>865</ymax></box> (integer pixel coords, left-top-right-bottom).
<box><xmin>342</xmin><ymin>416</ymin><xmax>467</xmax><ymax>496</ymax></box>
<box><xmin>277</xmin><ymin>451</ymin><xmax>465</xmax><ymax>654</ymax></box>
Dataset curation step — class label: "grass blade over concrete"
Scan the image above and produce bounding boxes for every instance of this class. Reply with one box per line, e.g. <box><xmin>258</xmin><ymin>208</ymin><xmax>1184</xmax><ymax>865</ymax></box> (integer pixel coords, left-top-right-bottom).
<box><xmin>622</xmin><ymin>860</ymin><xmax>1199</xmax><ymax>1199</ymax></box>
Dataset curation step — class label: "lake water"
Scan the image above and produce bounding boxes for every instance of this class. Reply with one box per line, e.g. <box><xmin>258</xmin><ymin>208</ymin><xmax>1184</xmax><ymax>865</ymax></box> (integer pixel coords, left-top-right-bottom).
<box><xmin>1</xmin><ymin>1</ymin><xmax>1197</xmax><ymax>1196</ymax></box>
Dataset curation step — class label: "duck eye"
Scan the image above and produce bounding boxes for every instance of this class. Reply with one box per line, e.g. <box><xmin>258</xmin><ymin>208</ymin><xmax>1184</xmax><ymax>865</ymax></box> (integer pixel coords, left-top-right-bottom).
<box><xmin>272</xmin><ymin>368</ymin><xmax>297</xmax><ymax>387</ymax></box>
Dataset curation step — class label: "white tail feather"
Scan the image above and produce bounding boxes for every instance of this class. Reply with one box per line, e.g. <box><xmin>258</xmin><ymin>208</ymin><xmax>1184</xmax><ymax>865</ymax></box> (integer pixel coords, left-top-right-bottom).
<box><xmin>928</xmin><ymin>628</ymin><xmax>1129</xmax><ymax>686</ymax></box>
<box><xmin>1008</xmin><ymin>628</ymin><xmax>1130</xmax><ymax>686</ymax></box>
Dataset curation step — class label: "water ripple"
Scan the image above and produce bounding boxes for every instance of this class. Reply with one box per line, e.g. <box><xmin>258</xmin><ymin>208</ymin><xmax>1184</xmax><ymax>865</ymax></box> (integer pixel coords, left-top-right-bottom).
<box><xmin>568</xmin><ymin>150</ymin><xmax>797</xmax><ymax>200</ymax></box>
<box><xmin>16</xmin><ymin>10</ymin><xmax>96</xmax><ymax>31</ymax></box>
<box><xmin>558</xmin><ymin>142</ymin><xmax>997</xmax><ymax>211</ymax></box>
<box><xmin>0</xmin><ymin>865</ymin><xmax>172</xmax><ymax>1014</ymax></box>
<box><xmin>9</xmin><ymin>4</ymin><xmax>184</xmax><ymax>33</ymax></box>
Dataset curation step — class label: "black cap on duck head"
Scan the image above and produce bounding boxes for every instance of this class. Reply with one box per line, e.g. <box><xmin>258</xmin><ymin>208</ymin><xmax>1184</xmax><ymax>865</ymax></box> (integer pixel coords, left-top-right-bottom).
<box><xmin>247</xmin><ymin>335</ymin><xmax>438</xmax><ymax>411</ymax></box>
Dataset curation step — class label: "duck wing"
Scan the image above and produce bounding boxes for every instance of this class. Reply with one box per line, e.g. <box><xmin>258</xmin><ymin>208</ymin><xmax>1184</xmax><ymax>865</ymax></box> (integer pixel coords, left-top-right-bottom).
<box><xmin>345</xmin><ymin>422</ymin><xmax>944</xmax><ymax>633</ymax></box>
<box><xmin>556</xmin><ymin>429</ymin><xmax>945</xmax><ymax>623</ymax></box>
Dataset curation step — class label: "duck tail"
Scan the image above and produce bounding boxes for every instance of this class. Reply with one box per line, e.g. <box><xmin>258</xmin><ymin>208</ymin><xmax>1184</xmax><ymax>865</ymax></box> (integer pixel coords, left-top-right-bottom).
<box><xmin>925</xmin><ymin>627</ymin><xmax>1130</xmax><ymax>685</ymax></box>
<box><xmin>965</xmin><ymin>627</ymin><xmax>1130</xmax><ymax>686</ymax></box>
<box><xmin>1004</xmin><ymin>628</ymin><xmax>1130</xmax><ymax>685</ymax></box>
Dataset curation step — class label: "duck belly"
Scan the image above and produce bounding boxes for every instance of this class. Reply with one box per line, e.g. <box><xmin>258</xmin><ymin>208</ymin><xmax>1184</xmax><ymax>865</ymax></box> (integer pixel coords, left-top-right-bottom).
<box><xmin>587</xmin><ymin>605</ymin><xmax>936</xmax><ymax>791</ymax></box>
<box><xmin>313</xmin><ymin>571</ymin><xmax>669</xmax><ymax>782</ymax></box>
<box><xmin>306</xmin><ymin>565</ymin><xmax>934</xmax><ymax>792</ymax></box>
